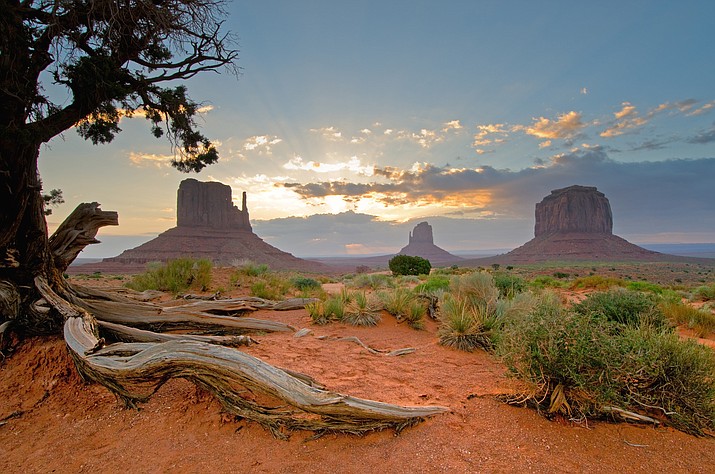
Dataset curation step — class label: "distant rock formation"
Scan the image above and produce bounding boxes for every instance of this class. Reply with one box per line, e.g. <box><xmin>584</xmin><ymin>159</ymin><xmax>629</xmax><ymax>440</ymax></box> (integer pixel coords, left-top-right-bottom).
<box><xmin>534</xmin><ymin>185</ymin><xmax>612</xmax><ymax>236</ymax></box>
<box><xmin>94</xmin><ymin>179</ymin><xmax>328</xmax><ymax>272</ymax></box>
<box><xmin>465</xmin><ymin>185</ymin><xmax>663</xmax><ymax>264</ymax></box>
<box><xmin>177</xmin><ymin>178</ymin><xmax>251</xmax><ymax>230</ymax></box>
<box><xmin>397</xmin><ymin>222</ymin><xmax>462</xmax><ymax>265</ymax></box>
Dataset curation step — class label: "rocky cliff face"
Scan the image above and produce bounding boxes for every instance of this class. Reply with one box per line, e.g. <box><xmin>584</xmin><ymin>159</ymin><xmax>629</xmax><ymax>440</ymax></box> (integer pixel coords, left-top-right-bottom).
<box><xmin>399</xmin><ymin>221</ymin><xmax>462</xmax><ymax>265</ymax></box>
<box><xmin>177</xmin><ymin>178</ymin><xmax>251</xmax><ymax>230</ymax></box>
<box><xmin>409</xmin><ymin>222</ymin><xmax>434</xmax><ymax>244</ymax></box>
<box><xmin>534</xmin><ymin>185</ymin><xmax>612</xmax><ymax>236</ymax></box>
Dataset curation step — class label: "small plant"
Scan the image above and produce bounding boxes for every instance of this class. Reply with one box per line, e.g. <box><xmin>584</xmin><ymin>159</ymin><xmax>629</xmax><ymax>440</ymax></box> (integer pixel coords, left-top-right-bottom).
<box><xmin>405</xmin><ymin>300</ymin><xmax>426</xmax><ymax>330</ymax></box>
<box><xmin>388</xmin><ymin>254</ymin><xmax>432</xmax><ymax>276</ymax></box>
<box><xmin>437</xmin><ymin>295</ymin><xmax>485</xmax><ymax>352</ymax></box>
<box><xmin>570</xmin><ymin>275</ymin><xmax>624</xmax><ymax>291</ymax></box>
<box><xmin>292</xmin><ymin>276</ymin><xmax>321</xmax><ymax>291</ymax></box>
<box><xmin>232</xmin><ymin>260</ymin><xmax>269</xmax><ymax>277</ymax></box>
<box><xmin>344</xmin><ymin>291</ymin><xmax>381</xmax><ymax>326</ymax></box>
<box><xmin>349</xmin><ymin>273</ymin><xmax>395</xmax><ymax>290</ymax></box>
<box><xmin>692</xmin><ymin>284</ymin><xmax>715</xmax><ymax>302</ymax></box>
<box><xmin>414</xmin><ymin>275</ymin><xmax>450</xmax><ymax>294</ymax></box>
<box><xmin>529</xmin><ymin>275</ymin><xmax>565</xmax><ymax>290</ymax></box>
<box><xmin>553</xmin><ymin>271</ymin><xmax>569</xmax><ymax>279</ymax></box>
<box><xmin>573</xmin><ymin>288</ymin><xmax>668</xmax><ymax>328</ymax></box>
<box><xmin>250</xmin><ymin>273</ymin><xmax>293</xmax><ymax>300</ymax></box>
<box><xmin>660</xmin><ymin>301</ymin><xmax>715</xmax><ymax>337</ymax></box>
<box><xmin>126</xmin><ymin>258</ymin><xmax>212</xmax><ymax>293</ymax></box>
<box><xmin>493</xmin><ymin>273</ymin><xmax>526</xmax><ymax>299</ymax></box>
<box><xmin>380</xmin><ymin>288</ymin><xmax>414</xmax><ymax>322</ymax></box>
<box><xmin>306</xmin><ymin>301</ymin><xmax>331</xmax><ymax>325</ymax></box>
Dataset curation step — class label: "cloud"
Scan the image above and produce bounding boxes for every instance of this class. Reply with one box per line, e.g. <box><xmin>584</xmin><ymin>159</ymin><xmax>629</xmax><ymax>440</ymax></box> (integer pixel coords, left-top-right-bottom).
<box><xmin>687</xmin><ymin>100</ymin><xmax>715</xmax><ymax>117</ymax></box>
<box><xmin>687</xmin><ymin>124</ymin><xmax>715</xmax><ymax>144</ymax></box>
<box><xmin>242</xmin><ymin>135</ymin><xmax>282</xmax><ymax>153</ymax></box>
<box><xmin>523</xmin><ymin>111</ymin><xmax>586</xmax><ymax>141</ymax></box>
<box><xmin>310</xmin><ymin>126</ymin><xmax>343</xmax><ymax>141</ymax></box>
<box><xmin>128</xmin><ymin>152</ymin><xmax>174</xmax><ymax>168</ymax></box>
<box><xmin>600</xmin><ymin>102</ymin><xmax>648</xmax><ymax>137</ymax></box>
<box><xmin>277</xmin><ymin>148</ymin><xmax>715</xmax><ymax>237</ymax></box>
<box><xmin>283</xmin><ymin>155</ymin><xmax>374</xmax><ymax>175</ymax></box>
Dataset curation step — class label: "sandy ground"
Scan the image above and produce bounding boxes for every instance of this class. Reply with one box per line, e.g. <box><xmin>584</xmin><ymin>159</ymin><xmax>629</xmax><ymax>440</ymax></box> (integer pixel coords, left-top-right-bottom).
<box><xmin>1</xmin><ymin>271</ymin><xmax>715</xmax><ymax>473</ymax></box>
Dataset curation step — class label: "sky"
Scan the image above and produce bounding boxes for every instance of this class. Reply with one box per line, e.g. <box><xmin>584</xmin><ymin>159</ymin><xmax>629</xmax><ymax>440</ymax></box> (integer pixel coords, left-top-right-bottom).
<box><xmin>39</xmin><ymin>1</ymin><xmax>715</xmax><ymax>258</ymax></box>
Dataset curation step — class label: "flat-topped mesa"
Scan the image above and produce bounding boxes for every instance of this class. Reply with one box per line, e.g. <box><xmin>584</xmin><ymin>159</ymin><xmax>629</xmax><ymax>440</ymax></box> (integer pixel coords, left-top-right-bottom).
<box><xmin>534</xmin><ymin>185</ymin><xmax>612</xmax><ymax>236</ymax></box>
<box><xmin>177</xmin><ymin>178</ymin><xmax>251</xmax><ymax>230</ymax></box>
<box><xmin>409</xmin><ymin>221</ymin><xmax>434</xmax><ymax>244</ymax></box>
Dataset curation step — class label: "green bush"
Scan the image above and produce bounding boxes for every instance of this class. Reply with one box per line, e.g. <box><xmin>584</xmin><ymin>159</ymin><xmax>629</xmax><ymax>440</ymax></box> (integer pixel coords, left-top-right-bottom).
<box><xmin>572</xmin><ymin>288</ymin><xmax>668</xmax><ymax>329</ymax></box>
<box><xmin>528</xmin><ymin>275</ymin><xmax>565</xmax><ymax>290</ymax></box>
<box><xmin>232</xmin><ymin>260</ymin><xmax>269</xmax><ymax>277</ymax></box>
<box><xmin>291</xmin><ymin>276</ymin><xmax>321</xmax><ymax>291</ymax></box>
<box><xmin>493</xmin><ymin>273</ymin><xmax>526</xmax><ymax>299</ymax></box>
<box><xmin>388</xmin><ymin>255</ymin><xmax>432</xmax><ymax>276</ymax></box>
<box><xmin>414</xmin><ymin>275</ymin><xmax>450</xmax><ymax>294</ymax></box>
<box><xmin>126</xmin><ymin>258</ymin><xmax>212</xmax><ymax>293</ymax></box>
<box><xmin>570</xmin><ymin>275</ymin><xmax>625</xmax><ymax>291</ymax></box>
<box><xmin>497</xmin><ymin>294</ymin><xmax>715</xmax><ymax>435</ymax></box>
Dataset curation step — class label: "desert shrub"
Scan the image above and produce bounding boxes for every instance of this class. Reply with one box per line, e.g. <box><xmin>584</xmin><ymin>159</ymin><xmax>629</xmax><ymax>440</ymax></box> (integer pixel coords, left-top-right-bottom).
<box><xmin>528</xmin><ymin>275</ymin><xmax>565</xmax><ymax>290</ymax></box>
<box><xmin>250</xmin><ymin>274</ymin><xmax>293</xmax><ymax>300</ymax></box>
<box><xmin>626</xmin><ymin>280</ymin><xmax>665</xmax><ymax>295</ymax></box>
<box><xmin>497</xmin><ymin>296</ymin><xmax>715</xmax><ymax>435</ymax></box>
<box><xmin>572</xmin><ymin>288</ymin><xmax>668</xmax><ymax>329</ymax></box>
<box><xmin>126</xmin><ymin>258</ymin><xmax>212</xmax><ymax>293</ymax></box>
<box><xmin>388</xmin><ymin>255</ymin><xmax>432</xmax><ymax>276</ymax></box>
<box><xmin>349</xmin><ymin>273</ymin><xmax>395</xmax><ymax>290</ymax></box>
<box><xmin>661</xmin><ymin>301</ymin><xmax>715</xmax><ymax>337</ymax></box>
<box><xmin>414</xmin><ymin>275</ymin><xmax>450</xmax><ymax>294</ymax></box>
<box><xmin>692</xmin><ymin>284</ymin><xmax>715</xmax><ymax>301</ymax></box>
<box><xmin>232</xmin><ymin>260</ymin><xmax>269</xmax><ymax>277</ymax></box>
<box><xmin>306</xmin><ymin>301</ymin><xmax>330</xmax><ymax>325</ymax></box>
<box><xmin>437</xmin><ymin>274</ymin><xmax>504</xmax><ymax>352</ymax></box>
<box><xmin>380</xmin><ymin>288</ymin><xmax>414</xmax><ymax>321</ymax></box>
<box><xmin>552</xmin><ymin>272</ymin><xmax>569</xmax><ymax>279</ymax></box>
<box><xmin>344</xmin><ymin>291</ymin><xmax>381</xmax><ymax>326</ymax></box>
<box><xmin>493</xmin><ymin>273</ymin><xmax>526</xmax><ymax>299</ymax></box>
<box><xmin>438</xmin><ymin>294</ymin><xmax>500</xmax><ymax>352</ymax></box>
<box><xmin>570</xmin><ymin>275</ymin><xmax>625</xmax><ymax>291</ymax></box>
<box><xmin>291</xmin><ymin>276</ymin><xmax>321</xmax><ymax>291</ymax></box>
<box><xmin>405</xmin><ymin>300</ymin><xmax>426</xmax><ymax>330</ymax></box>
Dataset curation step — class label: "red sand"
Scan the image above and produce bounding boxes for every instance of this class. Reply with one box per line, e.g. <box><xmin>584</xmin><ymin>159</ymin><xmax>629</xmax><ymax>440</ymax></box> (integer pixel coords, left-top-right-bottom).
<box><xmin>1</xmin><ymin>275</ymin><xmax>715</xmax><ymax>473</ymax></box>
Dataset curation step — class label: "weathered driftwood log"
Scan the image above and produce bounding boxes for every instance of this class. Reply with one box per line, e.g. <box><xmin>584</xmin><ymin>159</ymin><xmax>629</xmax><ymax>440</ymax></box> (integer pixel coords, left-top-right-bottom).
<box><xmin>48</xmin><ymin>202</ymin><xmax>118</xmax><ymax>272</ymax></box>
<box><xmin>34</xmin><ymin>204</ymin><xmax>449</xmax><ymax>438</ymax></box>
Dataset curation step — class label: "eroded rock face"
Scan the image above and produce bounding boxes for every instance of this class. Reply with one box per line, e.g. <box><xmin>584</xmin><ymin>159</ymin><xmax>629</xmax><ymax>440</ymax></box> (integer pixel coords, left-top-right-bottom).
<box><xmin>534</xmin><ymin>185</ymin><xmax>612</xmax><ymax>236</ymax></box>
<box><xmin>409</xmin><ymin>222</ymin><xmax>434</xmax><ymax>244</ymax></box>
<box><xmin>177</xmin><ymin>178</ymin><xmax>251</xmax><ymax>230</ymax></box>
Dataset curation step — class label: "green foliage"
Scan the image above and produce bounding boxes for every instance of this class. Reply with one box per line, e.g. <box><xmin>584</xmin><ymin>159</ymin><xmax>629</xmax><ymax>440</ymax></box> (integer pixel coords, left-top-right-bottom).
<box><xmin>661</xmin><ymin>301</ymin><xmax>715</xmax><ymax>337</ymax></box>
<box><xmin>493</xmin><ymin>273</ymin><xmax>526</xmax><ymax>299</ymax></box>
<box><xmin>552</xmin><ymin>272</ymin><xmax>570</xmax><ymax>279</ymax></box>
<box><xmin>388</xmin><ymin>255</ymin><xmax>432</xmax><ymax>276</ymax></box>
<box><xmin>625</xmin><ymin>280</ymin><xmax>666</xmax><ymax>294</ymax></box>
<box><xmin>497</xmin><ymin>296</ymin><xmax>715</xmax><ymax>435</ymax></box>
<box><xmin>291</xmin><ymin>276</ymin><xmax>321</xmax><ymax>291</ymax></box>
<box><xmin>42</xmin><ymin>188</ymin><xmax>64</xmax><ymax>216</ymax></box>
<box><xmin>126</xmin><ymin>258</ymin><xmax>212</xmax><ymax>293</ymax></box>
<box><xmin>693</xmin><ymin>284</ymin><xmax>715</xmax><ymax>302</ymax></box>
<box><xmin>437</xmin><ymin>273</ymin><xmax>506</xmax><ymax>352</ymax></box>
<box><xmin>249</xmin><ymin>274</ymin><xmax>293</xmax><ymax>300</ymax></box>
<box><xmin>344</xmin><ymin>291</ymin><xmax>381</xmax><ymax>326</ymax></box>
<box><xmin>572</xmin><ymin>288</ymin><xmax>668</xmax><ymax>329</ymax></box>
<box><xmin>405</xmin><ymin>300</ymin><xmax>426</xmax><ymax>330</ymax></box>
<box><xmin>349</xmin><ymin>273</ymin><xmax>395</xmax><ymax>290</ymax></box>
<box><xmin>379</xmin><ymin>288</ymin><xmax>425</xmax><ymax>330</ymax></box>
<box><xmin>528</xmin><ymin>275</ymin><xmax>566</xmax><ymax>290</ymax></box>
<box><xmin>413</xmin><ymin>275</ymin><xmax>450</xmax><ymax>294</ymax></box>
<box><xmin>231</xmin><ymin>260</ymin><xmax>269</xmax><ymax>278</ymax></box>
<box><xmin>570</xmin><ymin>275</ymin><xmax>625</xmax><ymax>291</ymax></box>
